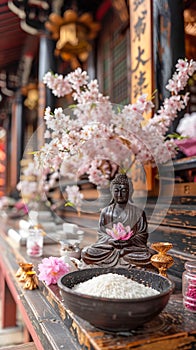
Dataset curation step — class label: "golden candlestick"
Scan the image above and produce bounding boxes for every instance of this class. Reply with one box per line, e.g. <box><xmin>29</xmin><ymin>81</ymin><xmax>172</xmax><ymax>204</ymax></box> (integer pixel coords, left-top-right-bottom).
<box><xmin>150</xmin><ymin>242</ymin><xmax>174</xmax><ymax>278</ymax></box>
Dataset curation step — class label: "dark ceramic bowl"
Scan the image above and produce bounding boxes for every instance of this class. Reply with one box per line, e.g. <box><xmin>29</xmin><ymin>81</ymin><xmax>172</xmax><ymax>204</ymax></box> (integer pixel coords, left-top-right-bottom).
<box><xmin>58</xmin><ymin>267</ymin><xmax>174</xmax><ymax>331</ymax></box>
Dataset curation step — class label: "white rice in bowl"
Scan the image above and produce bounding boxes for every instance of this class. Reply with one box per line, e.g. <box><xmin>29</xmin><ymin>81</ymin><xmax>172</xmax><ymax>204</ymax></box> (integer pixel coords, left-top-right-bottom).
<box><xmin>72</xmin><ymin>273</ymin><xmax>160</xmax><ymax>299</ymax></box>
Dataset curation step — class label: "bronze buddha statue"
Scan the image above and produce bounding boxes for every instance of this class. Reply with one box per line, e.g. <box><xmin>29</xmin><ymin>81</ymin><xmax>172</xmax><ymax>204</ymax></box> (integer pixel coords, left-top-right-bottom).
<box><xmin>81</xmin><ymin>173</ymin><xmax>155</xmax><ymax>270</ymax></box>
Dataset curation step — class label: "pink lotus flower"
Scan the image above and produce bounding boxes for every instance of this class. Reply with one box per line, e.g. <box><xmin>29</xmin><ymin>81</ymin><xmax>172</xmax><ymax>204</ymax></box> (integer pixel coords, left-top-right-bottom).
<box><xmin>38</xmin><ymin>256</ymin><xmax>70</xmax><ymax>285</ymax></box>
<box><xmin>106</xmin><ymin>222</ymin><xmax>133</xmax><ymax>241</ymax></box>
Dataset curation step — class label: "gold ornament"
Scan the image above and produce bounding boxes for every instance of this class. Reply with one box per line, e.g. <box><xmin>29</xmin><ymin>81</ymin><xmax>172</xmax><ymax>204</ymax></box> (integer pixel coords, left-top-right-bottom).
<box><xmin>16</xmin><ymin>262</ymin><xmax>33</xmax><ymax>280</ymax></box>
<box><xmin>23</xmin><ymin>271</ymin><xmax>39</xmax><ymax>290</ymax></box>
<box><xmin>16</xmin><ymin>262</ymin><xmax>38</xmax><ymax>289</ymax></box>
<box><xmin>151</xmin><ymin>242</ymin><xmax>174</xmax><ymax>278</ymax></box>
<box><xmin>45</xmin><ymin>10</ymin><xmax>101</xmax><ymax>68</ymax></box>
<box><xmin>21</xmin><ymin>83</ymin><xmax>38</xmax><ymax>110</ymax></box>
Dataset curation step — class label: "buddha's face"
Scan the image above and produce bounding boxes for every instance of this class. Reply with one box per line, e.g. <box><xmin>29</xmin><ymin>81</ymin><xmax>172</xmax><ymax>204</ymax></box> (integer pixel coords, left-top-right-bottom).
<box><xmin>112</xmin><ymin>184</ymin><xmax>129</xmax><ymax>204</ymax></box>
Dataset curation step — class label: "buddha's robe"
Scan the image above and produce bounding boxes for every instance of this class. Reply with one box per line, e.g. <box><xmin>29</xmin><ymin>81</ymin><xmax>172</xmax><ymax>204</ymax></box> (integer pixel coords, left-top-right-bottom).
<box><xmin>81</xmin><ymin>202</ymin><xmax>154</xmax><ymax>268</ymax></box>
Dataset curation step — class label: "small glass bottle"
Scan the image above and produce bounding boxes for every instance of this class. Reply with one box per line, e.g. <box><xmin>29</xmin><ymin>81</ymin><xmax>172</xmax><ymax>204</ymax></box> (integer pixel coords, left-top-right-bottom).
<box><xmin>182</xmin><ymin>260</ymin><xmax>196</xmax><ymax>312</ymax></box>
<box><xmin>26</xmin><ymin>228</ymin><xmax>44</xmax><ymax>257</ymax></box>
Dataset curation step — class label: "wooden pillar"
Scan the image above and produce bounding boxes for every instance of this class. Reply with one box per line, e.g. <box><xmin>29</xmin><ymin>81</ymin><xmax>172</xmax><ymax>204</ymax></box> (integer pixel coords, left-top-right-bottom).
<box><xmin>168</xmin><ymin>0</ymin><xmax>185</xmax><ymax>132</ymax></box>
<box><xmin>38</xmin><ymin>35</ymin><xmax>56</xmax><ymax>137</ymax></box>
<box><xmin>36</xmin><ymin>36</ymin><xmax>57</xmax><ymax>150</ymax></box>
<box><xmin>153</xmin><ymin>0</ymin><xmax>185</xmax><ymax>109</ymax></box>
<box><xmin>10</xmin><ymin>93</ymin><xmax>25</xmax><ymax>189</ymax></box>
<box><xmin>0</xmin><ymin>267</ymin><xmax>17</xmax><ymax>328</ymax></box>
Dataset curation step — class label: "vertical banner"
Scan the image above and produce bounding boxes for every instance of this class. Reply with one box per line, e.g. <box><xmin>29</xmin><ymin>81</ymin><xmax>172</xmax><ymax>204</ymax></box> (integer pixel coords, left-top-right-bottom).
<box><xmin>129</xmin><ymin>0</ymin><xmax>154</xmax><ymax>108</ymax></box>
<box><xmin>129</xmin><ymin>0</ymin><xmax>154</xmax><ymax>191</ymax></box>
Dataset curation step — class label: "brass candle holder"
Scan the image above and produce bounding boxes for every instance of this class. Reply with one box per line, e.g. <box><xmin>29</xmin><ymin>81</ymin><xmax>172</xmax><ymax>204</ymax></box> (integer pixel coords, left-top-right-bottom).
<box><xmin>150</xmin><ymin>242</ymin><xmax>174</xmax><ymax>278</ymax></box>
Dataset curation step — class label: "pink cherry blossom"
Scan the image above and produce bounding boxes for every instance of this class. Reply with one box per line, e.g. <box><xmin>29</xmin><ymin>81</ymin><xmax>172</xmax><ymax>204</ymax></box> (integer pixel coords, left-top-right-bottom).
<box><xmin>43</xmin><ymin>72</ymin><xmax>72</xmax><ymax>97</ymax></box>
<box><xmin>65</xmin><ymin>185</ymin><xmax>84</xmax><ymax>209</ymax></box>
<box><xmin>38</xmin><ymin>256</ymin><xmax>70</xmax><ymax>285</ymax></box>
<box><xmin>32</xmin><ymin>58</ymin><xmax>196</xmax><ymax>200</ymax></box>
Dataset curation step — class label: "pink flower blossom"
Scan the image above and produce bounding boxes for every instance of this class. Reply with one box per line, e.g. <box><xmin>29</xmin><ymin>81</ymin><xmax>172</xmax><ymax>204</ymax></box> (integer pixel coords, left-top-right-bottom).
<box><xmin>34</xmin><ymin>58</ymin><xmax>196</xmax><ymax>190</ymax></box>
<box><xmin>106</xmin><ymin>222</ymin><xmax>134</xmax><ymax>241</ymax></box>
<box><xmin>38</xmin><ymin>256</ymin><xmax>70</xmax><ymax>285</ymax></box>
<box><xmin>43</xmin><ymin>72</ymin><xmax>72</xmax><ymax>97</ymax></box>
<box><xmin>65</xmin><ymin>185</ymin><xmax>84</xmax><ymax>209</ymax></box>
<box><xmin>14</xmin><ymin>200</ymin><xmax>27</xmax><ymax>211</ymax></box>
<box><xmin>176</xmin><ymin>58</ymin><xmax>189</xmax><ymax>73</ymax></box>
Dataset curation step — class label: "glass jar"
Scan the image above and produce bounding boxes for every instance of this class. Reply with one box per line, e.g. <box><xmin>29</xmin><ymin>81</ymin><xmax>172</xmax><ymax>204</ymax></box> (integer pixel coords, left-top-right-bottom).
<box><xmin>182</xmin><ymin>260</ymin><xmax>196</xmax><ymax>312</ymax></box>
<box><xmin>26</xmin><ymin>228</ymin><xmax>44</xmax><ymax>257</ymax></box>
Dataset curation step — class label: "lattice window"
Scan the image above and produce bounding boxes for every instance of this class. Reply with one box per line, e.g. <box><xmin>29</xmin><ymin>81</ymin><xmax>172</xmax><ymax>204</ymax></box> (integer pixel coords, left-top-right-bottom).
<box><xmin>97</xmin><ymin>9</ymin><xmax>130</xmax><ymax>105</ymax></box>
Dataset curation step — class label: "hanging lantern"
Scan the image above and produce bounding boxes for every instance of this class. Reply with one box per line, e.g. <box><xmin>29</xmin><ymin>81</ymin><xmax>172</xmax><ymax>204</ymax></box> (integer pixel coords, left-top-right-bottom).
<box><xmin>22</xmin><ymin>83</ymin><xmax>38</xmax><ymax>110</ymax></box>
<box><xmin>45</xmin><ymin>9</ymin><xmax>101</xmax><ymax>68</ymax></box>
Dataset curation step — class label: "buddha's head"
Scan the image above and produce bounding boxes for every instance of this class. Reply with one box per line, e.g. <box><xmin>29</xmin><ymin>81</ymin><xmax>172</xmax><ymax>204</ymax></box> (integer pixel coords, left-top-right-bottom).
<box><xmin>110</xmin><ymin>174</ymin><xmax>133</xmax><ymax>204</ymax></box>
